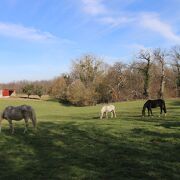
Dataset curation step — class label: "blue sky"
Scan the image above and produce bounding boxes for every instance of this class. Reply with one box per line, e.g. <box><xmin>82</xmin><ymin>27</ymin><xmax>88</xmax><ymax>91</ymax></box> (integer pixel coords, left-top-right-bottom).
<box><xmin>0</xmin><ymin>0</ymin><xmax>180</xmax><ymax>83</ymax></box>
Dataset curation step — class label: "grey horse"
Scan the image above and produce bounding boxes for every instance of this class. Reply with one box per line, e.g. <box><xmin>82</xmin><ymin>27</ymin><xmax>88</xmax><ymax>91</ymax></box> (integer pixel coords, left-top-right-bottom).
<box><xmin>0</xmin><ymin>105</ymin><xmax>37</xmax><ymax>134</ymax></box>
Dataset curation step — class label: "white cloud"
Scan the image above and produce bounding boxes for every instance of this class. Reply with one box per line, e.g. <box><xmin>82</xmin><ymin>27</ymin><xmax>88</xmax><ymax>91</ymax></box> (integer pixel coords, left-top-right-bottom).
<box><xmin>127</xmin><ymin>43</ymin><xmax>147</xmax><ymax>50</ymax></box>
<box><xmin>0</xmin><ymin>22</ymin><xmax>56</xmax><ymax>42</ymax></box>
<box><xmin>81</xmin><ymin>0</ymin><xmax>134</xmax><ymax>27</ymax></box>
<box><xmin>81</xmin><ymin>0</ymin><xmax>107</xmax><ymax>15</ymax></box>
<box><xmin>80</xmin><ymin>1</ymin><xmax>180</xmax><ymax>43</ymax></box>
<box><xmin>140</xmin><ymin>13</ymin><xmax>180</xmax><ymax>43</ymax></box>
<box><xmin>99</xmin><ymin>16</ymin><xmax>134</xmax><ymax>27</ymax></box>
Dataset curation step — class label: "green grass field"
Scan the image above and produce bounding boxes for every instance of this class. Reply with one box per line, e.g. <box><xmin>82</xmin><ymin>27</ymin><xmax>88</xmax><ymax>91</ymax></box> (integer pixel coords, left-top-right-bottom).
<box><xmin>0</xmin><ymin>98</ymin><xmax>179</xmax><ymax>180</ymax></box>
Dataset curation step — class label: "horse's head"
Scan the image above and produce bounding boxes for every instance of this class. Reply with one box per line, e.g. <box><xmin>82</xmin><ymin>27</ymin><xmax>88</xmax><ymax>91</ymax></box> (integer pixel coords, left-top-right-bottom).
<box><xmin>142</xmin><ymin>108</ymin><xmax>145</xmax><ymax>117</ymax></box>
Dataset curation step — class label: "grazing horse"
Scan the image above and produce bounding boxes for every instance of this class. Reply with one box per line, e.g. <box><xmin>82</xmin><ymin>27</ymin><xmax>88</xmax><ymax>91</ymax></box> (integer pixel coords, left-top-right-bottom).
<box><xmin>142</xmin><ymin>99</ymin><xmax>167</xmax><ymax>117</ymax></box>
<box><xmin>100</xmin><ymin>105</ymin><xmax>116</xmax><ymax>119</ymax></box>
<box><xmin>0</xmin><ymin>105</ymin><xmax>37</xmax><ymax>134</ymax></box>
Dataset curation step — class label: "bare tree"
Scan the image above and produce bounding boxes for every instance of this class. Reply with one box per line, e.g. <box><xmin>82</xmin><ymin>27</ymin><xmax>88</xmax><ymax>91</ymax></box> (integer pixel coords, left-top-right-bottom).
<box><xmin>127</xmin><ymin>62</ymin><xmax>144</xmax><ymax>99</ymax></box>
<box><xmin>170</xmin><ymin>46</ymin><xmax>180</xmax><ymax>97</ymax></box>
<box><xmin>153</xmin><ymin>48</ymin><xmax>166</xmax><ymax>98</ymax></box>
<box><xmin>107</xmin><ymin>62</ymin><xmax>127</xmax><ymax>101</ymax></box>
<box><xmin>71</xmin><ymin>54</ymin><xmax>104</xmax><ymax>87</ymax></box>
<box><xmin>137</xmin><ymin>50</ymin><xmax>152</xmax><ymax>98</ymax></box>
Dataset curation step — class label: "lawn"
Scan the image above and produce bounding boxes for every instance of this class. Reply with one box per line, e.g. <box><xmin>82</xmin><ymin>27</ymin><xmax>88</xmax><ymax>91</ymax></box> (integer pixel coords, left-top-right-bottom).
<box><xmin>0</xmin><ymin>98</ymin><xmax>179</xmax><ymax>180</ymax></box>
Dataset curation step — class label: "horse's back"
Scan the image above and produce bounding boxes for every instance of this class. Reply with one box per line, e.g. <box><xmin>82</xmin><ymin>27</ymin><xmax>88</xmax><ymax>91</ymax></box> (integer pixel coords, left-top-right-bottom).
<box><xmin>101</xmin><ymin>105</ymin><xmax>107</xmax><ymax>112</ymax></box>
<box><xmin>2</xmin><ymin>106</ymin><xmax>23</xmax><ymax>120</ymax></box>
<box><xmin>157</xmin><ymin>99</ymin><xmax>165</xmax><ymax>104</ymax></box>
<box><xmin>2</xmin><ymin>105</ymin><xmax>34</xmax><ymax>120</ymax></box>
<box><xmin>144</xmin><ymin>99</ymin><xmax>165</xmax><ymax>108</ymax></box>
<box><xmin>101</xmin><ymin>104</ymin><xmax>115</xmax><ymax>112</ymax></box>
<box><xmin>152</xmin><ymin>99</ymin><xmax>165</xmax><ymax>106</ymax></box>
<box><xmin>109</xmin><ymin>104</ymin><xmax>115</xmax><ymax>109</ymax></box>
<box><xmin>20</xmin><ymin>104</ymin><xmax>34</xmax><ymax>112</ymax></box>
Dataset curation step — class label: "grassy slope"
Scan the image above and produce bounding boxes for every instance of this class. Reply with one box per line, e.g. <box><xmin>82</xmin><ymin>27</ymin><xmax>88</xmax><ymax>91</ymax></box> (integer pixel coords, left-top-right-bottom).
<box><xmin>0</xmin><ymin>98</ymin><xmax>179</xmax><ymax>180</ymax></box>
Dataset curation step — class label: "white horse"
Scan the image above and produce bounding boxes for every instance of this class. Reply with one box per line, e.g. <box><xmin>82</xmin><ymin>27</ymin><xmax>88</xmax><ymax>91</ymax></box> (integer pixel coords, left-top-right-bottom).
<box><xmin>100</xmin><ymin>105</ymin><xmax>116</xmax><ymax>119</ymax></box>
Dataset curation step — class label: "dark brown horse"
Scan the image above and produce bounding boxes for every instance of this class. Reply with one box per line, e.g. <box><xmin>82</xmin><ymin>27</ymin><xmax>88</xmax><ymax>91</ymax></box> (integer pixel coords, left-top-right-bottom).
<box><xmin>142</xmin><ymin>99</ymin><xmax>167</xmax><ymax>117</ymax></box>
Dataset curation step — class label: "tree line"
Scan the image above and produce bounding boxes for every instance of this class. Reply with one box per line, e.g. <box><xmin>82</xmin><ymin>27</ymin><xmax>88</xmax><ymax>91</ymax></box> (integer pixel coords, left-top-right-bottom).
<box><xmin>1</xmin><ymin>46</ymin><xmax>179</xmax><ymax>106</ymax></box>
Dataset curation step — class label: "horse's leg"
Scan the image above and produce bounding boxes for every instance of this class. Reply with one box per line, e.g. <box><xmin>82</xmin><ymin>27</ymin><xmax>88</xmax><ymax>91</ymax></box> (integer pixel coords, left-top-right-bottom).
<box><xmin>111</xmin><ymin>111</ymin><xmax>113</xmax><ymax>118</ymax></box>
<box><xmin>106</xmin><ymin>112</ymin><xmax>108</xmax><ymax>119</ymax></box>
<box><xmin>150</xmin><ymin>108</ymin><xmax>153</xmax><ymax>116</ymax></box>
<box><xmin>159</xmin><ymin>106</ymin><xmax>162</xmax><ymax>117</ymax></box>
<box><xmin>142</xmin><ymin>108</ymin><xmax>145</xmax><ymax>117</ymax></box>
<box><xmin>148</xmin><ymin>108</ymin><xmax>150</xmax><ymax>116</ymax></box>
<box><xmin>100</xmin><ymin>112</ymin><xmax>104</xmax><ymax>119</ymax></box>
<box><xmin>163</xmin><ymin>108</ymin><xmax>167</xmax><ymax>117</ymax></box>
<box><xmin>114</xmin><ymin>110</ymin><xmax>117</xmax><ymax>118</ymax></box>
<box><xmin>100</xmin><ymin>113</ymin><xmax>102</xmax><ymax>119</ymax></box>
<box><xmin>112</xmin><ymin>111</ymin><xmax>115</xmax><ymax>118</ymax></box>
<box><xmin>8</xmin><ymin>120</ymin><xmax>14</xmax><ymax>134</ymax></box>
<box><xmin>163</xmin><ymin>103</ymin><xmax>167</xmax><ymax>117</ymax></box>
<box><xmin>24</xmin><ymin>118</ymin><xmax>29</xmax><ymax>133</ymax></box>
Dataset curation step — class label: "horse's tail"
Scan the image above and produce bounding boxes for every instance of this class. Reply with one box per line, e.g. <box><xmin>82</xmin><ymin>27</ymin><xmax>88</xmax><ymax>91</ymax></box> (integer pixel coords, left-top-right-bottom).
<box><xmin>30</xmin><ymin>108</ymin><xmax>37</xmax><ymax>129</ymax></box>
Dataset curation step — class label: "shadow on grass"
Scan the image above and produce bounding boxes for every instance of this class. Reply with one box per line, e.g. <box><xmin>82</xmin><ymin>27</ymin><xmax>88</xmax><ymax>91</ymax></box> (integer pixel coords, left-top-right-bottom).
<box><xmin>132</xmin><ymin>127</ymin><xmax>180</xmax><ymax>138</ymax></box>
<box><xmin>19</xmin><ymin>96</ymin><xmax>40</xmax><ymax>100</ymax></box>
<box><xmin>0</xmin><ymin>122</ymin><xmax>180</xmax><ymax>179</ymax></box>
<box><xmin>158</xmin><ymin>121</ymin><xmax>180</xmax><ymax>129</ymax></box>
<box><xmin>170</xmin><ymin>100</ymin><xmax>180</xmax><ymax>107</ymax></box>
<box><xmin>39</xmin><ymin>114</ymin><xmax>100</xmax><ymax>121</ymax></box>
<box><xmin>119</xmin><ymin>114</ymin><xmax>167</xmax><ymax>124</ymax></box>
<box><xmin>45</xmin><ymin>98</ymin><xmax>76</xmax><ymax>107</ymax></box>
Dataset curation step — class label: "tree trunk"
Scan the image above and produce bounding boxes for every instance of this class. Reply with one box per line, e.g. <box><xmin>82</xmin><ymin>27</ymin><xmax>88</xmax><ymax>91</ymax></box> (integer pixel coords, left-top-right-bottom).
<box><xmin>159</xmin><ymin>62</ymin><xmax>165</xmax><ymax>99</ymax></box>
<box><xmin>143</xmin><ymin>61</ymin><xmax>151</xmax><ymax>98</ymax></box>
<box><xmin>176</xmin><ymin>69</ymin><xmax>180</xmax><ymax>97</ymax></box>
